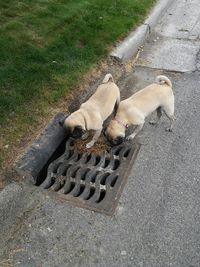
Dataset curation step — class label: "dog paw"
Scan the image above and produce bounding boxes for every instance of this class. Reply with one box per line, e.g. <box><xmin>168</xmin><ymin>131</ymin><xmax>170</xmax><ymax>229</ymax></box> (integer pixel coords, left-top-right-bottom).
<box><xmin>86</xmin><ymin>142</ymin><xmax>94</xmax><ymax>148</ymax></box>
<box><xmin>149</xmin><ymin>120</ymin><xmax>157</xmax><ymax>125</ymax></box>
<box><xmin>165</xmin><ymin>127</ymin><xmax>172</xmax><ymax>132</ymax></box>
<box><xmin>126</xmin><ymin>135</ymin><xmax>134</xmax><ymax>141</ymax></box>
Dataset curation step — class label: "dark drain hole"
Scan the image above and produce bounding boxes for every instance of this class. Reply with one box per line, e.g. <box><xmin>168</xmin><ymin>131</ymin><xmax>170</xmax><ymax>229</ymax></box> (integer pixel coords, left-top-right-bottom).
<box><xmin>62</xmin><ymin>164</ymin><xmax>72</xmax><ymax>176</ymax></box>
<box><xmin>35</xmin><ymin>137</ymin><xmax>67</xmax><ymax>186</ymax></box>
<box><xmin>80</xmin><ymin>168</ymin><xmax>91</xmax><ymax>180</ymax></box>
<box><xmin>94</xmin><ymin>155</ymin><xmax>101</xmax><ymax>166</ymax></box>
<box><xmin>110</xmin><ymin>175</ymin><xmax>119</xmax><ymax>187</ymax></box>
<box><xmin>112</xmin><ymin>159</ymin><xmax>120</xmax><ymax>170</ymax></box>
<box><xmin>123</xmin><ymin>148</ymin><xmax>131</xmax><ymax>158</ymax></box>
<box><xmin>85</xmin><ymin>154</ymin><xmax>92</xmax><ymax>163</ymax></box>
<box><xmin>74</xmin><ymin>153</ymin><xmax>83</xmax><ymax>162</ymax></box>
<box><xmin>100</xmin><ymin>173</ymin><xmax>110</xmax><ymax>185</ymax></box>
<box><xmin>90</xmin><ymin>171</ymin><xmax>100</xmax><ymax>182</ymax></box>
<box><xmin>64</xmin><ymin>181</ymin><xmax>76</xmax><ymax>194</ymax></box>
<box><xmin>103</xmin><ymin>158</ymin><xmax>110</xmax><ymax>168</ymax></box>
<box><xmin>71</xmin><ymin>167</ymin><xmax>81</xmax><ymax>178</ymax></box>
<box><xmin>74</xmin><ymin>184</ymin><xmax>85</xmax><ymax>197</ymax></box>
<box><xmin>96</xmin><ymin>190</ymin><xmax>106</xmax><ymax>203</ymax></box>
<box><xmin>84</xmin><ymin>187</ymin><xmax>95</xmax><ymax>200</ymax></box>
<box><xmin>52</xmin><ymin>162</ymin><xmax>62</xmax><ymax>174</ymax></box>
<box><xmin>114</xmin><ymin>147</ymin><xmax>122</xmax><ymax>156</ymax></box>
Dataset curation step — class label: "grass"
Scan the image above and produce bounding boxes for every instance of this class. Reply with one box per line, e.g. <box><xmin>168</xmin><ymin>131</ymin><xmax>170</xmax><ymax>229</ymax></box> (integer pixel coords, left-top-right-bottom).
<box><xmin>0</xmin><ymin>0</ymin><xmax>156</xmax><ymax>169</ymax></box>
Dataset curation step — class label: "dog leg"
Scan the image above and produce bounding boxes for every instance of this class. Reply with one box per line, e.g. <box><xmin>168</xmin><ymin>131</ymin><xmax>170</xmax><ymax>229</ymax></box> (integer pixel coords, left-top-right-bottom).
<box><xmin>113</xmin><ymin>96</ymin><xmax>120</xmax><ymax>117</ymax></box>
<box><xmin>86</xmin><ymin>129</ymin><xmax>102</xmax><ymax>148</ymax></box>
<box><xmin>126</xmin><ymin>123</ymin><xmax>144</xmax><ymax>140</ymax></box>
<box><xmin>149</xmin><ymin>107</ymin><xmax>162</xmax><ymax>125</ymax></box>
<box><xmin>165</xmin><ymin>115</ymin><xmax>175</xmax><ymax>132</ymax></box>
<box><xmin>163</xmin><ymin>104</ymin><xmax>175</xmax><ymax>132</ymax></box>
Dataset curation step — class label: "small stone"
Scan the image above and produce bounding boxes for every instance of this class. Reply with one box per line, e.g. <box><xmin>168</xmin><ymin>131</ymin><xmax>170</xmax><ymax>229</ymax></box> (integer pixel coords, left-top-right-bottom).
<box><xmin>4</xmin><ymin>145</ymin><xmax>9</xmax><ymax>149</ymax></box>
<box><xmin>121</xmin><ymin>250</ymin><xmax>127</xmax><ymax>256</ymax></box>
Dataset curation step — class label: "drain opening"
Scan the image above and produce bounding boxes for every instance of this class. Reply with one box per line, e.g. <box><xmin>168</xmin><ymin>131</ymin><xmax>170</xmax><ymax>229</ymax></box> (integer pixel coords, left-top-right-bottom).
<box><xmin>61</xmin><ymin>164</ymin><xmax>72</xmax><ymax>176</ymax></box>
<box><xmin>73</xmin><ymin>184</ymin><xmax>85</xmax><ymax>197</ymax></box>
<box><xmin>96</xmin><ymin>190</ymin><xmax>106</xmax><ymax>203</ymax></box>
<box><xmin>74</xmin><ymin>153</ymin><xmax>83</xmax><ymax>162</ymax></box>
<box><xmin>112</xmin><ymin>159</ymin><xmax>120</xmax><ymax>170</ymax></box>
<box><xmin>80</xmin><ymin>168</ymin><xmax>91</xmax><ymax>180</ymax></box>
<box><xmin>84</xmin><ymin>187</ymin><xmax>95</xmax><ymax>200</ymax></box>
<box><xmin>84</xmin><ymin>154</ymin><xmax>92</xmax><ymax>163</ymax></box>
<box><xmin>94</xmin><ymin>155</ymin><xmax>101</xmax><ymax>166</ymax></box>
<box><xmin>113</xmin><ymin>147</ymin><xmax>122</xmax><ymax>156</ymax></box>
<box><xmin>64</xmin><ymin>181</ymin><xmax>76</xmax><ymax>194</ymax></box>
<box><xmin>35</xmin><ymin>138</ymin><xmax>67</xmax><ymax>186</ymax></box>
<box><xmin>110</xmin><ymin>175</ymin><xmax>119</xmax><ymax>187</ymax></box>
<box><xmin>71</xmin><ymin>167</ymin><xmax>81</xmax><ymax>178</ymax></box>
<box><xmin>100</xmin><ymin>173</ymin><xmax>110</xmax><ymax>185</ymax></box>
<box><xmin>123</xmin><ymin>148</ymin><xmax>131</xmax><ymax>158</ymax></box>
<box><xmin>90</xmin><ymin>171</ymin><xmax>100</xmax><ymax>182</ymax></box>
<box><xmin>103</xmin><ymin>158</ymin><xmax>110</xmax><ymax>168</ymax></box>
<box><xmin>52</xmin><ymin>162</ymin><xmax>62</xmax><ymax>174</ymax></box>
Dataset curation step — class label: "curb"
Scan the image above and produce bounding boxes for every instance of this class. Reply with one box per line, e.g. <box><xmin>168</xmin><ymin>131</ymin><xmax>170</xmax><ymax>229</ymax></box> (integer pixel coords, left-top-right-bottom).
<box><xmin>15</xmin><ymin>112</ymin><xmax>67</xmax><ymax>184</ymax></box>
<box><xmin>110</xmin><ymin>0</ymin><xmax>174</xmax><ymax>61</ymax></box>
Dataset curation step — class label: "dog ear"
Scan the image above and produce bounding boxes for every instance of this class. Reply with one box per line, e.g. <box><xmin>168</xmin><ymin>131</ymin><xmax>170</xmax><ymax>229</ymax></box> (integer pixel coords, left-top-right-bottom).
<box><xmin>59</xmin><ymin>119</ymin><xmax>64</xmax><ymax>127</ymax></box>
<box><xmin>58</xmin><ymin>115</ymin><xmax>68</xmax><ymax>127</ymax></box>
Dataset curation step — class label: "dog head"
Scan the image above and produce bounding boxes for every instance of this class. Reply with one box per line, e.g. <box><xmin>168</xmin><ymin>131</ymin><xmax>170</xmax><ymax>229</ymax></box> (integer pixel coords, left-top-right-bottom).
<box><xmin>105</xmin><ymin>120</ymin><xmax>125</xmax><ymax>145</ymax></box>
<box><xmin>62</xmin><ymin>113</ymin><xmax>86</xmax><ymax>139</ymax></box>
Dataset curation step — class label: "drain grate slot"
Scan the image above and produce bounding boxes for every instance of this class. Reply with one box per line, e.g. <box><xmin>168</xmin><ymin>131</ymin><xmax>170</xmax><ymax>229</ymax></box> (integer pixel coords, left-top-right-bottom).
<box><xmin>39</xmin><ymin>139</ymin><xmax>140</xmax><ymax>215</ymax></box>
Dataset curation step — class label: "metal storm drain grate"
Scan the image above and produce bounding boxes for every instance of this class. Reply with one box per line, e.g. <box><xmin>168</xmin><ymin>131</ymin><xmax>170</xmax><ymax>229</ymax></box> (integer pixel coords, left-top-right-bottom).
<box><xmin>15</xmin><ymin>113</ymin><xmax>141</xmax><ymax>215</ymax></box>
<box><xmin>40</xmin><ymin>139</ymin><xmax>140</xmax><ymax>215</ymax></box>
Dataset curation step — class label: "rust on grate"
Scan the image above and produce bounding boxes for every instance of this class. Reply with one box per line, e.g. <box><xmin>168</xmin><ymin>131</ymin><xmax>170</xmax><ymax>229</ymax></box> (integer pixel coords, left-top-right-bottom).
<box><xmin>40</xmin><ymin>139</ymin><xmax>140</xmax><ymax>215</ymax></box>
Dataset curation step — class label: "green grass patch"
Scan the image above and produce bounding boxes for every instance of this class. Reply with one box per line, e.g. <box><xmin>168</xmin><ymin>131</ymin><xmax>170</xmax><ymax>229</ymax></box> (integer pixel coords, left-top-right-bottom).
<box><xmin>0</xmin><ymin>0</ymin><xmax>156</xmax><ymax>126</ymax></box>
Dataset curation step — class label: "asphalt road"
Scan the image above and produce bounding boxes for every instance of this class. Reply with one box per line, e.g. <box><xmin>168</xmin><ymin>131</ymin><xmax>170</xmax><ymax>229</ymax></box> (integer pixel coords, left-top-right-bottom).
<box><xmin>1</xmin><ymin>0</ymin><xmax>200</xmax><ymax>266</ymax></box>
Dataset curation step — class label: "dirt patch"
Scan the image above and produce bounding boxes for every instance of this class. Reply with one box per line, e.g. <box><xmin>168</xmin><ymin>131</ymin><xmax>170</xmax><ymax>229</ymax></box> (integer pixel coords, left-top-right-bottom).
<box><xmin>73</xmin><ymin>133</ymin><xmax>110</xmax><ymax>155</ymax></box>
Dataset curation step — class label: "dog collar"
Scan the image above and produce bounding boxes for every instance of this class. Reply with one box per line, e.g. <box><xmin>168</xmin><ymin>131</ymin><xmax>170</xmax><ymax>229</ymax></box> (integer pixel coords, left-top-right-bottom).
<box><xmin>114</xmin><ymin>117</ymin><xmax>129</xmax><ymax>129</ymax></box>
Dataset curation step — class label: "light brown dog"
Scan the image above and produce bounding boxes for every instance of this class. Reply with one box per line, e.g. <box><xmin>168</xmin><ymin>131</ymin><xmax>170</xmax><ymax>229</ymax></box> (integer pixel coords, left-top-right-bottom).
<box><xmin>105</xmin><ymin>75</ymin><xmax>175</xmax><ymax>145</ymax></box>
<box><xmin>62</xmin><ymin>73</ymin><xmax>120</xmax><ymax>148</ymax></box>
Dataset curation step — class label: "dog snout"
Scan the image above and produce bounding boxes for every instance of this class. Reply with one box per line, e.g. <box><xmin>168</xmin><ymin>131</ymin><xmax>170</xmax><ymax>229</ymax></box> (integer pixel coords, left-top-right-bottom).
<box><xmin>114</xmin><ymin>136</ymin><xmax>124</xmax><ymax>145</ymax></box>
<box><xmin>107</xmin><ymin>136</ymin><xmax>124</xmax><ymax>146</ymax></box>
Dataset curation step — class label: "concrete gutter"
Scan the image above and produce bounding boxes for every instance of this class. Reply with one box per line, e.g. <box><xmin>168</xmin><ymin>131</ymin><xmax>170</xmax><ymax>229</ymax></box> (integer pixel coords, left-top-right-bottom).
<box><xmin>110</xmin><ymin>0</ymin><xmax>174</xmax><ymax>61</ymax></box>
<box><xmin>0</xmin><ymin>183</ymin><xmax>24</xmax><ymax>252</ymax></box>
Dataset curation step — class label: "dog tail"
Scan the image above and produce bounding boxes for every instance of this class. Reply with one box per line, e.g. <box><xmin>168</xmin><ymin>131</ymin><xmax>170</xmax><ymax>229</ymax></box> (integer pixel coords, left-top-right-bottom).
<box><xmin>156</xmin><ymin>75</ymin><xmax>172</xmax><ymax>88</ymax></box>
<box><xmin>102</xmin><ymin>73</ymin><xmax>114</xmax><ymax>83</ymax></box>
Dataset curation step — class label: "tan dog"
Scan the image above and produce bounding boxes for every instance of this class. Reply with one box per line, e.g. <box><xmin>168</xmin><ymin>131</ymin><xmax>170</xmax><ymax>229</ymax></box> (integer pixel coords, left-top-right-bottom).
<box><xmin>62</xmin><ymin>73</ymin><xmax>120</xmax><ymax>148</ymax></box>
<box><xmin>106</xmin><ymin>75</ymin><xmax>175</xmax><ymax>145</ymax></box>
